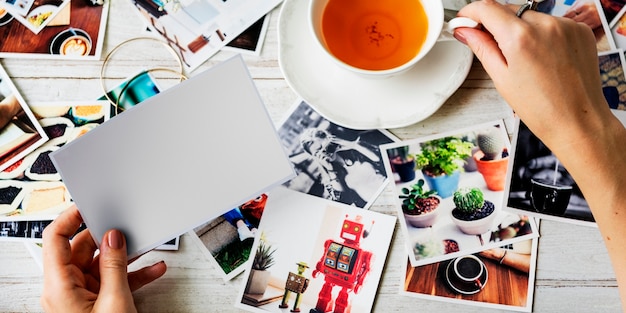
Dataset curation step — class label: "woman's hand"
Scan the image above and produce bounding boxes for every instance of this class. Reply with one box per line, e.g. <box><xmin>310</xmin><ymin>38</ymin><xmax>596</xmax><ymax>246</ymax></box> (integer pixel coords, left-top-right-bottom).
<box><xmin>454</xmin><ymin>0</ymin><xmax>611</xmax><ymax>153</ymax></box>
<box><xmin>41</xmin><ymin>205</ymin><xmax>167</xmax><ymax>313</ymax></box>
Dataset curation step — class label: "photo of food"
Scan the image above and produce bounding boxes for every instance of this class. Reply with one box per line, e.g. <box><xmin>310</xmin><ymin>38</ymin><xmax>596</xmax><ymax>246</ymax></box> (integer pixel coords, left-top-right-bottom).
<box><xmin>0</xmin><ymin>101</ymin><xmax>109</xmax><ymax>224</ymax></box>
<box><xmin>0</xmin><ymin>0</ymin><xmax>108</xmax><ymax>59</ymax></box>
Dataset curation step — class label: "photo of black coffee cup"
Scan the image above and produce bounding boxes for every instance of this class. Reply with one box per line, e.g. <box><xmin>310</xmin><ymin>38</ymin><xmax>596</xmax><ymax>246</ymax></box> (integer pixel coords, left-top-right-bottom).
<box><xmin>445</xmin><ymin>255</ymin><xmax>488</xmax><ymax>295</ymax></box>
<box><xmin>530</xmin><ymin>178</ymin><xmax>572</xmax><ymax>216</ymax></box>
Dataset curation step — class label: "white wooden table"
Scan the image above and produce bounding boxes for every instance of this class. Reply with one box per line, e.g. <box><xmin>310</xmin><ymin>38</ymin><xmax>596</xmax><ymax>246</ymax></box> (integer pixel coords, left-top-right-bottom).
<box><xmin>0</xmin><ymin>1</ymin><xmax>621</xmax><ymax>312</ymax></box>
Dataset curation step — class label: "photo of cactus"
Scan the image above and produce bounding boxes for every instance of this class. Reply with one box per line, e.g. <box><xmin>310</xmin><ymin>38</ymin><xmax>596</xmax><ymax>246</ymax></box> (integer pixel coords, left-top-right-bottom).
<box><xmin>380</xmin><ymin>120</ymin><xmax>538</xmax><ymax>268</ymax></box>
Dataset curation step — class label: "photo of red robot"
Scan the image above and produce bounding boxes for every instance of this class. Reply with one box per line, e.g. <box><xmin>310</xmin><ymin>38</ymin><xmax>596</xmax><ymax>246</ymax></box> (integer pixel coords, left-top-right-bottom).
<box><xmin>309</xmin><ymin>215</ymin><xmax>374</xmax><ymax>313</ymax></box>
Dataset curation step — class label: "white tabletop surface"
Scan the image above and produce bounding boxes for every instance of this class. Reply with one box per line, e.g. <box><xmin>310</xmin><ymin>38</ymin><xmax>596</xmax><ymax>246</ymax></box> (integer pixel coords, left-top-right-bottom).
<box><xmin>0</xmin><ymin>1</ymin><xmax>621</xmax><ymax>312</ymax></box>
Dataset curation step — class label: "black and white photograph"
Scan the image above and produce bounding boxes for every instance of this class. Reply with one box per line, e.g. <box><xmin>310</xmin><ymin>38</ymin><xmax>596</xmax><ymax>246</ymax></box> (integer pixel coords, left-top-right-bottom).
<box><xmin>278</xmin><ymin>100</ymin><xmax>397</xmax><ymax>209</ymax></box>
<box><xmin>506</xmin><ymin>119</ymin><xmax>594</xmax><ymax>226</ymax></box>
<box><xmin>0</xmin><ymin>219</ymin><xmax>52</xmax><ymax>241</ymax></box>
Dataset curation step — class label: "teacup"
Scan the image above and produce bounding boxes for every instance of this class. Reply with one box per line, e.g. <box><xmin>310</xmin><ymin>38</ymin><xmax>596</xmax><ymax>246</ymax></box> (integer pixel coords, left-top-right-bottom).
<box><xmin>530</xmin><ymin>178</ymin><xmax>573</xmax><ymax>215</ymax></box>
<box><xmin>309</xmin><ymin>0</ymin><xmax>477</xmax><ymax>78</ymax></box>
<box><xmin>452</xmin><ymin>255</ymin><xmax>484</xmax><ymax>289</ymax></box>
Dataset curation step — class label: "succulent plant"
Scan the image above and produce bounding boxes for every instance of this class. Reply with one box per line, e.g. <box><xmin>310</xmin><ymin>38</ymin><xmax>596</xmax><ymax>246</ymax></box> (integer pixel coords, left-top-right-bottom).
<box><xmin>400</xmin><ymin>179</ymin><xmax>439</xmax><ymax>214</ymax></box>
<box><xmin>252</xmin><ymin>237</ymin><xmax>276</xmax><ymax>271</ymax></box>
<box><xmin>476</xmin><ymin>129</ymin><xmax>505</xmax><ymax>160</ymax></box>
<box><xmin>453</xmin><ymin>187</ymin><xmax>485</xmax><ymax>214</ymax></box>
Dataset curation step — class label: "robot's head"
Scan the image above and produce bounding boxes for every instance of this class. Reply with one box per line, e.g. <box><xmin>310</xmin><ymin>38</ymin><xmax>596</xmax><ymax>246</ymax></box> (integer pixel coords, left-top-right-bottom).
<box><xmin>340</xmin><ymin>214</ymin><xmax>365</xmax><ymax>244</ymax></box>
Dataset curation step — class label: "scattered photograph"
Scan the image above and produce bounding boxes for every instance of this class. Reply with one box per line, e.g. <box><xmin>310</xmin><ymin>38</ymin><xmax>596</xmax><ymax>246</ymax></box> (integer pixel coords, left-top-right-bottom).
<box><xmin>190</xmin><ymin>193</ymin><xmax>268</xmax><ymax>281</ymax></box>
<box><xmin>402</xmin><ymin>237</ymin><xmax>538</xmax><ymax>312</ymax></box>
<box><xmin>223</xmin><ymin>15</ymin><xmax>269</xmax><ymax>55</ymax></box>
<box><xmin>278</xmin><ymin>100</ymin><xmax>397</xmax><ymax>209</ymax></box>
<box><xmin>506</xmin><ymin>119</ymin><xmax>595</xmax><ymax>226</ymax></box>
<box><xmin>129</xmin><ymin>0</ymin><xmax>281</xmax><ymax>71</ymax></box>
<box><xmin>610</xmin><ymin>2</ymin><xmax>626</xmax><ymax>50</ymax></box>
<box><xmin>1</xmin><ymin>0</ymin><xmax>70</xmax><ymax>34</ymax></box>
<box><xmin>235</xmin><ymin>187</ymin><xmax>396</xmax><ymax>313</ymax></box>
<box><xmin>0</xmin><ymin>0</ymin><xmax>109</xmax><ymax>59</ymax></box>
<box><xmin>0</xmin><ymin>101</ymin><xmax>109</xmax><ymax>227</ymax></box>
<box><xmin>380</xmin><ymin>120</ymin><xmax>538</xmax><ymax>267</ymax></box>
<box><xmin>0</xmin><ymin>218</ymin><xmax>51</xmax><ymax>241</ymax></box>
<box><xmin>548</xmin><ymin>0</ymin><xmax>615</xmax><ymax>52</ymax></box>
<box><xmin>603</xmin><ymin>0</ymin><xmax>626</xmax><ymax>28</ymax></box>
<box><xmin>0</xmin><ymin>66</ymin><xmax>48</xmax><ymax>173</ymax></box>
<box><xmin>599</xmin><ymin>50</ymin><xmax>626</xmax><ymax>109</ymax></box>
<box><xmin>99</xmin><ymin>70</ymin><xmax>162</xmax><ymax>117</ymax></box>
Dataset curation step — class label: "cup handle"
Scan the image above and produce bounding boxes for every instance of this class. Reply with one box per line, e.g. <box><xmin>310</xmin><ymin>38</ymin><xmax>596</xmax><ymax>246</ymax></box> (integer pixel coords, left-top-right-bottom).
<box><xmin>439</xmin><ymin>17</ymin><xmax>479</xmax><ymax>41</ymax></box>
<box><xmin>474</xmin><ymin>278</ymin><xmax>483</xmax><ymax>289</ymax></box>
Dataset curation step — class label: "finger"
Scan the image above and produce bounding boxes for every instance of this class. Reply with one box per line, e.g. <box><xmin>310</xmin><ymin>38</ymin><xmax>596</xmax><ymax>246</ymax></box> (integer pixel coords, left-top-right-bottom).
<box><xmin>128</xmin><ymin>261</ymin><xmax>167</xmax><ymax>292</ymax></box>
<box><xmin>70</xmin><ymin>228</ymin><xmax>98</xmax><ymax>271</ymax></box>
<box><xmin>43</xmin><ymin>205</ymin><xmax>84</xmax><ymax>271</ymax></box>
<box><xmin>454</xmin><ymin>0</ymin><xmax>515</xmax><ymax>73</ymax></box>
<box><xmin>98</xmin><ymin>229</ymin><xmax>133</xmax><ymax>299</ymax></box>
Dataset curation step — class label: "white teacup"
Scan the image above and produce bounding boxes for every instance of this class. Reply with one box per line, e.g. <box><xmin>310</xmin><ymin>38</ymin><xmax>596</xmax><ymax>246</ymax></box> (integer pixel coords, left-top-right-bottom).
<box><xmin>309</xmin><ymin>0</ymin><xmax>478</xmax><ymax>78</ymax></box>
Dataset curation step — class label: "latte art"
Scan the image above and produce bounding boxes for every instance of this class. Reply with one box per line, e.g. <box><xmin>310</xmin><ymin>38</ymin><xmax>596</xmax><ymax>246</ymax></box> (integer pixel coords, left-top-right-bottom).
<box><xmin>62</xmin><ymin>37</ymin><xmax>90</xmax><ymax>56</ymax></box>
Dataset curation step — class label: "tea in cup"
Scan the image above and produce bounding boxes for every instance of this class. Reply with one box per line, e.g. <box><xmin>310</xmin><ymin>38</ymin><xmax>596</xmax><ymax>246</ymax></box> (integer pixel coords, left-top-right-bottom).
<box><xmin>453</xmin><ymin>255</ymin><xmax>485</xmax><ymax>289</ymax></box>
<box><xmin>308</xmin><ymin>0</ymin><xmax>478</xmax><ymax>78</ymax></box>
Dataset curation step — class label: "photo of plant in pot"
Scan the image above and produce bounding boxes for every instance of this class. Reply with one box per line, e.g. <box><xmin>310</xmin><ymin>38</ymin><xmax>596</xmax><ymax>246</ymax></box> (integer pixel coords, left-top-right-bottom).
<box><xmin>380</xmin><ymin>120</ymin><xmax>538</xmax><ymax>268</ymax></box>
<box><xmin>244</xmin><ymin>234</ymin><xmax>276</xmax><ymax>295</ymax></box>
<box><xmin>399</xmin><ymin>179</ymin><xmax>441</xmax><ymax>228</ymax></box>
<box><xmin>414</xmin><ymin>136</ymin><xmax>474</xmax><ymax>198</ymax></box>
<box><xmin>388</xmin><ymin>145</ymin><xmax>416</xmax><ymax>183</ymax></box>
<box><xmin>450</xmin><ymin>187</ymin><xmax>498</xmax><ymax>235</ymax></box>
<box><xmin>474</xmin><ymin>126</ymin><xmax>510</xmax><ymax>191</ymax></box>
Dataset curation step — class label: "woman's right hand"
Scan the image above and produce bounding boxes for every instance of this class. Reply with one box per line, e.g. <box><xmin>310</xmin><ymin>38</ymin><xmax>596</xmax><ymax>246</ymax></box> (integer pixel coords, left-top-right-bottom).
<box><xmin>454</xmin><ymin>0</ymin><xmax>612</xmax><ymax>152</ymax></box>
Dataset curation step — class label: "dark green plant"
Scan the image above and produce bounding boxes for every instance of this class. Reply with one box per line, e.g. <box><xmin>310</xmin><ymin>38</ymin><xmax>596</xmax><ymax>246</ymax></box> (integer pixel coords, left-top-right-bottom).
<box><xmin>400</xmin><ymin>179</ymin><xmax>437</xmax><ymax>211</ymax></box>
<box><xmin>453</xmin><ymin>187</ymin><xmax>485</xmax><ymax>213</ymax></box>
<box><xmin>252</xmin><ymin>237</ymin><xmax>276</xmax><ymax>271</ymax></box>
<box><xmin>414</xmin><ymin>137</ymin><xmax>473</xmax><ymax>176</ymax></box>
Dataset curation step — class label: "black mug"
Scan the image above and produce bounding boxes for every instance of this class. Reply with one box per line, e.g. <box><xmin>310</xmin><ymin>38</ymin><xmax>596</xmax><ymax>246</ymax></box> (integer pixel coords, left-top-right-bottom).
<box><xmin>530</xmin><ymin>178</ymin><xmax>572</xmax><ymax>215</ymax></box>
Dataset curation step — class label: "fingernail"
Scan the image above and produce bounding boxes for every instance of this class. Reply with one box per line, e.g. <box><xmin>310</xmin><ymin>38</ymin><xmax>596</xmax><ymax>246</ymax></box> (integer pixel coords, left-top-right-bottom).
<box><xmin>453</xmin><ymin>30</ymin><xmax>468</xmax><ymax>45</ymax></box>
<box><xmin>108</xmin><ymin>229</ymin><xmax>124</xmax><ymax>250</ymax></box>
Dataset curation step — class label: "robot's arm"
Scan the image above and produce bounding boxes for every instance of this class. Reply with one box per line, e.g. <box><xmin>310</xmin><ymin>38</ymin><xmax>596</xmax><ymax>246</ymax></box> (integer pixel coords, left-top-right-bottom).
<box><xmin>354</xmin><ymin>251</ymin><xmax>373</xmax><ymax>294</ymax></box>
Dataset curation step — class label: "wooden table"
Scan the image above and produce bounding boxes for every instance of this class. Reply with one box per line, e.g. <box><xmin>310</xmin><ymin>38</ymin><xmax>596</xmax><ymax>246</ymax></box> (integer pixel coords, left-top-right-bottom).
<box><xmin>0</xmin><ymin>1</ymin><xmax>621</xmax><ymax>312</ymax></box>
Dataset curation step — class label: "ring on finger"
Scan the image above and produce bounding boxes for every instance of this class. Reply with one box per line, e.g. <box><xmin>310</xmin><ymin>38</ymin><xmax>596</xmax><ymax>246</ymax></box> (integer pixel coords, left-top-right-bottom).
<box><xmin>516</xmin><ymin>0</ymin><xmax>538</xmax><ymax>17</ymax></box>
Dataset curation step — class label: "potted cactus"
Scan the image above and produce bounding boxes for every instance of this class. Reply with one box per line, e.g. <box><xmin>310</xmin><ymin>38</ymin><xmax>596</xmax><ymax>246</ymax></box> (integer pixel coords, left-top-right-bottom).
<box><xmin>244</xmin><ymin>234</ymin><xmax>276</xmax><ymax>295</ymax></box>
<box><xmin>414</xmin><ymin>136</ymin><xmax>473</xmax><ymax>198</ymax></box>
<box><xmin>399</xmin><ymin>179</ymin><xmax>441</xmax><ymax>227</ymax></box>
<box><xmin>474</xmin><ymin>128</ymin><xmax>510</xmax><ymax>191</ymax></box>
<box><xmin>450</xmin><ymin>187</ymin><xmax>497</xmax><ymax>235</ymax></box>
<box><xmin>388</xmin><ymin>146</ymin><xmax>416</xmax><ymax>182</ymax></box>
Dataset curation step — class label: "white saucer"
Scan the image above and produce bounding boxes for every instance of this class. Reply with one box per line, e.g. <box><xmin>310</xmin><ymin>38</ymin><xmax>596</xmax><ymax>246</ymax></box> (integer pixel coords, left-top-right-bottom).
<box><xmin>277</xmin><ymin>0</ymin><xmax>474</xmax><ymax>130</ymax></box>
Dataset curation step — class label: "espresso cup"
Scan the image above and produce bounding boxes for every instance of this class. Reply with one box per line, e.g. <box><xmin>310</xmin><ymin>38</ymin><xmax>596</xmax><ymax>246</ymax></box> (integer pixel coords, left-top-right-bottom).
<box><xmin>530</xmin><ymin>178</ymin><xmax>573</xmax><ymax>215</ymax></box>
<box><xmin>309</xmin><ymin>0</ymin><xmax>478</xmax><ymax>78</ymax></box>
<box><xmin>453</xmin><ymin>255</ymin><xmax>484</xmax><ymax>289</ymax></box>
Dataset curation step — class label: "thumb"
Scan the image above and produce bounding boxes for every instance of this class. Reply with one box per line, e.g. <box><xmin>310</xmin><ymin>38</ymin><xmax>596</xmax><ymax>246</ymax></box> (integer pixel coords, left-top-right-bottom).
<box><xmin>96</xmin><ymin>229</ymin><xmax>136</xmax><ymax>311</ymax></box>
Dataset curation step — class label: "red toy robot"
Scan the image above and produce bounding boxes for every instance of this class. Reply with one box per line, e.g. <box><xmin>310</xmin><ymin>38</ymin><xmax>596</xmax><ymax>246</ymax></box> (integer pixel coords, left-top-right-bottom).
<box><xmin>309</xmin><ymin>214</ymin><xmax>374</xmax><ymax>313</ymax></box>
